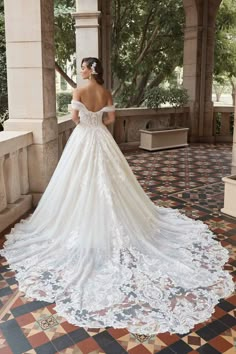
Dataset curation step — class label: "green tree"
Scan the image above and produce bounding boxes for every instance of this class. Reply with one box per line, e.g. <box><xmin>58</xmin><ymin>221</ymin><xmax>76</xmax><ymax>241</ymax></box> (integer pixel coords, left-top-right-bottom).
<box><xmin>54</xmin><ymin>0</ymin><xmax>76</xmax><ymax>88</ymax></box>
<box><xmin>214</xmin><ymin>0</ymin><xmax>236</xmax><ymax>104</ymax></box>
<box><xmin>54</xmin><ymin>0</ymin><xmax>75</xmax><ymax>66</ymax></box>
<box><xmin>111</xmin><ymin>0</ymin><xmax>185</xmax><ymax>107</ymax></box>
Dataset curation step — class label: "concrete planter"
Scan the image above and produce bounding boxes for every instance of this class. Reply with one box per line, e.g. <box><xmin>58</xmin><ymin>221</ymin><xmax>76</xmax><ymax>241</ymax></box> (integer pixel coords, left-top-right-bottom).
<box><xmin>221</xmin><ymin>175</ymin><xmax>236</xmax><ymax>218</ymax></box>
<box><xmin>139</xmin><ymin>127</ymin><xmax>189</xmax><ymax>151</ymax></box>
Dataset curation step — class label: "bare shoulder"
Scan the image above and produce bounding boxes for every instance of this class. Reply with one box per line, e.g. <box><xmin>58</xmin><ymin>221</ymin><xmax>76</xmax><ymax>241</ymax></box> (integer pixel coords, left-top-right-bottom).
<box><xmin>105</xmin><ymin>89</ymin><xmax>113</xmax><ymax>105</ymax></box>
<box><xmin>72</xmin><ymin>87</ymin><xmax>85</xmax><ymax>101</ymax></box>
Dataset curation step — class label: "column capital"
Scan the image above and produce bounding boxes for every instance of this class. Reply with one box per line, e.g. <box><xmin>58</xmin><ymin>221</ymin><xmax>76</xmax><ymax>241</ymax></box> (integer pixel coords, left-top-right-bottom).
<box><xmin>72</xmin><ymin>11</ymin><xmax>101</xmax><ymax>28</ymax></box>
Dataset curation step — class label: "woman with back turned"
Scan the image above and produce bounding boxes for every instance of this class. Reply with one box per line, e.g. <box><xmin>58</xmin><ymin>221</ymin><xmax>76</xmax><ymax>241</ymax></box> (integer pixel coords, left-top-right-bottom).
<box><xmin>1</xmin><ymin>57</ymin><xmax>233</xmax><ymax>335</ymax></box>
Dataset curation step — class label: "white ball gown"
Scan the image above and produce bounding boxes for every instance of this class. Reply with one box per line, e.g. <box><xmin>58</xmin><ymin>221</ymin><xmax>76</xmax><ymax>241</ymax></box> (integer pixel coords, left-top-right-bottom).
<box><xmin>1</xmin><ymin>100</ymin><xmax>234</xmax><ymax>335</ymax></box>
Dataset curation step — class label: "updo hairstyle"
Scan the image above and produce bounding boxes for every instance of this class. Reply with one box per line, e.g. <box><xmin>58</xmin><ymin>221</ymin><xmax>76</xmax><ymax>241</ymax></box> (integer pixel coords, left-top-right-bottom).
<box><xmin>81</xmin><ymin>57</ymin><xmax>104</xmax><ymax>85</ymax></box>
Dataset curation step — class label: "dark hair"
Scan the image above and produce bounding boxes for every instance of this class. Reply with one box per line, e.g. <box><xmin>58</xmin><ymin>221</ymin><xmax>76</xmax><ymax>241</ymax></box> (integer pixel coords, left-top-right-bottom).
<box><xmin>81</xmin><ymin>57</ymin><xmax>104</xmax><ymax>85</ymax></box>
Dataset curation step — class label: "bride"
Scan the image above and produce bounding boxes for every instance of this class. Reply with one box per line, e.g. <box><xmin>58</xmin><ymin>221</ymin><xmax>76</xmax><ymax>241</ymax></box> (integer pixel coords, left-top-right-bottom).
<box><xmin>1</xmin><ymin>57</ymin><xmax>233</xmax><ymax>335</ymax></box>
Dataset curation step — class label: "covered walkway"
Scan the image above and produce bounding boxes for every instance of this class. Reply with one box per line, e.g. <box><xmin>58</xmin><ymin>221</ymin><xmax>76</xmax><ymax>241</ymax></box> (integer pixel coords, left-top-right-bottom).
<box><xmin>0</xmin><ymin>1</ymin><xmax>235</xmax><ymax>352</ymax></box>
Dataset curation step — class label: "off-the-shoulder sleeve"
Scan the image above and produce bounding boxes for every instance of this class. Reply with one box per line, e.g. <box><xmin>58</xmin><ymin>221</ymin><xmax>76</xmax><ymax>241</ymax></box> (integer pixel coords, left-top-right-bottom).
<box><xmin>71</xmin><ymin>100</ymin><xmax>83</xmax><ymax>111</ymax></box>
<box><xmin>102</xmin><ymin>105</ymin><xmax>116</xmax><ymax>112</ymax></box>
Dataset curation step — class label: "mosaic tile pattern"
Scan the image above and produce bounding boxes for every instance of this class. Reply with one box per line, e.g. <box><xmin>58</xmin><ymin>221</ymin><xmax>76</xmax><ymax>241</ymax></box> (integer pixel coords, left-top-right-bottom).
<box><xmin>0</xmin><ymin>144</ymin><xmax>235</xmax><ymax>354</ymax></box>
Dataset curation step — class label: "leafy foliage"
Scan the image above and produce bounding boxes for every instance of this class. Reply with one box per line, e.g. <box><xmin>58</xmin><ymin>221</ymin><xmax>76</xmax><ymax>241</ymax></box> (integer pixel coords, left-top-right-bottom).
<box><xmin>111</xmin><ymin>0</ymin><xmax>185</xmax><ymax>107</ymax></box>
<box><xmin>144</xmin><ymin>86</ymin><xmax>189</xmax><ymax>110</ymax></box>
<box><xmin>54</xmin><ymin>0</ymin><xmax>76</xmax><ymax>68</ymax></box>
<box><xmin>57</xmin><ymin>92</ymin><xmax>72</xmax><ymax>112</ymax></box>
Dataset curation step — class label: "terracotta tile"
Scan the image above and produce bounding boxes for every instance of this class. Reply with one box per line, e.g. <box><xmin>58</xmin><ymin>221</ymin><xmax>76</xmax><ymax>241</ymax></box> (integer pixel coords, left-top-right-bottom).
<box><xmin>86</xmin><ymin>328</ymin><xmax>100</xmax><ymax>334</ymax></box>
<box><xmin>128</xmin><ymin>344</ymin><xmax>151</xmax><ymax>354</ymax></box>
<box><xmin>209</xmin><ymin>336</ymin><xmax>234</xmax><ymax>352</ymax></box>
<box><xmin>27</xmin><ymin>332</ymin><xmax>49</xmax><ymax>347</ymax></box>
<box><xmin>11</xmin><ymin>297</ymin><xmax>25</xmax><ymax>309</ymax></box>
<box><xmin>107</xmin><ymin>328</ymin><xmax>129</xmax><ymax>339</ymax></box>
<box><xmin>192</xmin><ymin>322</ymin><xmax>208</xmax><ymax>331</ymax></box>
<box><xmin>0</xmin><ymin>346</ymin><xmax>13</xmax><ymax>354</ymax></box>
<box><xmin>156</xmin><ymin>332</ymin><xmax>179</xmax><ymax>345</ymax></box>
<box><xmin>213</xmin><ymin>306</ymin><xmax>227</xmax><ymax>319</ymax></box>
<box><xmin>186</xmin><ymin>335</ymin><xmax>201</xmax><ymax>346</ymax></box>
<box><xmin>60</xmin><ymin>321</ymin><xmax>79</xmax><ymax>333</ymax></box>
<box><xmin>226</xmin><ymin>295</ymin><xmax>236</xmax><ymax>306</ymax></box>
<box><xmin>77</xmin><ymin>337</ymin><xmax>102</xmax><ymax>354</ymax></box>
<box><xmin>4</xmin><ymin>272</ymin><xmax>15</xmax><ymax>278</ymax></box>
<box><xmin>16</xmin><ymin>313</ymin><xmax>36</xmax><ymax>327</ymax></box>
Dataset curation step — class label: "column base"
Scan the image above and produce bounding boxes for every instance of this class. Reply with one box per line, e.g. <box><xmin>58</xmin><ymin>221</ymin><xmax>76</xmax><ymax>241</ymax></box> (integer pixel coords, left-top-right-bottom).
<box><xmin>28</xmin><ymin>139</ymin><xmax>58</xmax><ymax>193</ymax></box>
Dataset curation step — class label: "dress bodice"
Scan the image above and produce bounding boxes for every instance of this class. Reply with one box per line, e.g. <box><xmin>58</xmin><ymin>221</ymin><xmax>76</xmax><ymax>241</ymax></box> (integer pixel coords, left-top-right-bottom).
<box><xmin>71</xmin><ymin>100</ymin><xmax>115</xmax><ymax>127</ymax></box>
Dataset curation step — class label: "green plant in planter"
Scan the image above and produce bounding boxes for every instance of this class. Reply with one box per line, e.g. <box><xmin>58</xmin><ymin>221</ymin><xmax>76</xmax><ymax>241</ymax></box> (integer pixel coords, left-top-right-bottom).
<box><xmin>56</xmin><ymin>92</ymin><xmax>72</xmax><ymax>113</ymax></box>
<box><xmin>144</xmin><ymin>86</ymin><xmax>189</xmax><ymax>128</ymax></box>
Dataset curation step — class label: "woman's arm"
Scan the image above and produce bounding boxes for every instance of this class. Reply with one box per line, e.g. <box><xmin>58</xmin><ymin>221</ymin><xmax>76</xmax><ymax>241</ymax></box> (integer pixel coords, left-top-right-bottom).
<box><xmin>71</xmin><ymin>89</ymin><xmax>81</xmax><ymax>125</ymax></box>
<box><xmin>103</xmin><ymin>92</ymin><xmax>115</xmax><ymax>126</ymax></box>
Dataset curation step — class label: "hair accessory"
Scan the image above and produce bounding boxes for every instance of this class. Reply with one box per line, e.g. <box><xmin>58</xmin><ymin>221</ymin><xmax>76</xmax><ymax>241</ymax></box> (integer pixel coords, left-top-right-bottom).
<box><xmin>91</xmin><ymin>62</ymin><xmax>98</xmax><ymax>75</ymax></box>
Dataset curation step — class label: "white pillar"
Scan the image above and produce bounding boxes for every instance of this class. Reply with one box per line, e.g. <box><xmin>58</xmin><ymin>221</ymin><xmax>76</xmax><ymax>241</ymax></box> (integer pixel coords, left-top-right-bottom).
<box><xmin>3</xmin><ymin>0</ymin><xmax>58</xmax><ymax>204</ymax></box>
<box><xmin>73</xmin><ymin>0</ymin><xmax>100</xmax><ymax>85</ymax></box>
<box><xmin>232</xmin><ymin>91</ymin><xmax>236</xmax><ymax>175</ymax></box>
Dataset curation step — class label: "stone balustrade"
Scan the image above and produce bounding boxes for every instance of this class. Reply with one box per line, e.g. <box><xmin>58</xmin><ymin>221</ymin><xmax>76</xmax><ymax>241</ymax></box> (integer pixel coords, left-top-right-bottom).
<box><xmin>114</xmin><ymin>106</ymin><xmax>234</xmax><ymax>148</ymax></box>
<box><xmin>114</xmin><ymin>106</ymin><xmax>190</xmax><ymax>148</ymax></box>
<box><xmin>0</xmin><ymin>116</ymin><xmax>75</xmax><ymax>233</ymax></box>
<box><xmin>213</xmin><ymin>106</ymin><xmax>234</xmax><ymax>143</ymax></box>
<box><xmin>0</xmin><ymin>131</ymin><xmax>33</xmax><ymax>232</ymax></box>
<box><xmin>58</xmin><ymin>115</ymin><xmax>75</xmax><ymax>157</ymax></box>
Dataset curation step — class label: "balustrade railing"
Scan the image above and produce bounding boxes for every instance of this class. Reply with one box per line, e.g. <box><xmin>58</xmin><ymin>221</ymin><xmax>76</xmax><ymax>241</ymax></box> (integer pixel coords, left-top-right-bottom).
<box><xmin>58</xmin><ymin>115</ymin><xmax>75</xmax><ymax>157</ymax></box>
<box><xmin>0</xmin><ymin>116</ymin><xmax>75</xmax><ymax>232</ymax></box>
<box><xmin>0</xmin><ymin>131</ymin><xmax>33</xmax><ymax>232</ymax></box>
<box><xmin>213</xmin><ymin>106</ymin><xmax>234</xmax><ymax>142</ymax></box>
<box><xmin>114</xmin><ymin>106</ymin><xmax>190</xmax><ymax>146</ymax></box>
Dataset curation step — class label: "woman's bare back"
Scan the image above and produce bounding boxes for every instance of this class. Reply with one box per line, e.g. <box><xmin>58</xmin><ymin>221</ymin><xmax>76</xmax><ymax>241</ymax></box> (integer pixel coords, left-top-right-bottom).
<box><xmin>73</xmin><ymin>83</ymin><xmax>112</xmax><ymax>113</ymax></box>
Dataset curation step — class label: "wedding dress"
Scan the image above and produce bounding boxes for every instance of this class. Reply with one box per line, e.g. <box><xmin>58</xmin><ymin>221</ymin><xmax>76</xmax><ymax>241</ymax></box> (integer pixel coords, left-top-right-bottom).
<box><xmin>1</xmin><ymin>100</ymin><xmax>234</xmax><ymax>335</ymax></box>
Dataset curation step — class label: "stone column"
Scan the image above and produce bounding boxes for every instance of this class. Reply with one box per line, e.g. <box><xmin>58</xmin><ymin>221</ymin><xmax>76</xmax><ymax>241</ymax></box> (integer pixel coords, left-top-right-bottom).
<box><xmin>232</xmin><ymin>92</ymin><xmax>236</xmax><ymax>175</ymax></box>
<box><xmin>182</xmin><ymin>0</ymin><xmax>199</xmax><ymax>141</ymax></box>
<box><xmin>99</xmin><ymin>0</ymin><xmax>112</xmax><ymax>89</ymax></box>
<box><xmin>73</xmin><ymin>0</ymin><xmax>100</xmax><ymax>85</ymax></box>
<box><xmin>183</xmin><ymin>0</ymin><xmax>222</xmax><ymax>142</ymax></box>
<box><xmin>4</xmin><ymin>0</ymin><xmax>58</xmax><ymax>205</ymax></box>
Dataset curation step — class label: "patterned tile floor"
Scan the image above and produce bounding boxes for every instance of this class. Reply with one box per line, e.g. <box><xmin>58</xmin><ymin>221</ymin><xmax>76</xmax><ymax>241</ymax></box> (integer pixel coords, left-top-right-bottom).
<box><xmin>0</xmin><ymin>143</ymin><xmax>236</xmax><ymax>354</ymax></box>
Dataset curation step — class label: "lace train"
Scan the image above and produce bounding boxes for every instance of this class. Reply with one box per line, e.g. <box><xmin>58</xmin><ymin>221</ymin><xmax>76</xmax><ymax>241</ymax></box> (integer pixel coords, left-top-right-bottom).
<box><xmin>1</xmin><ymin>101</ymin><xmax>234</xmax><ymax>334</ymax></box>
